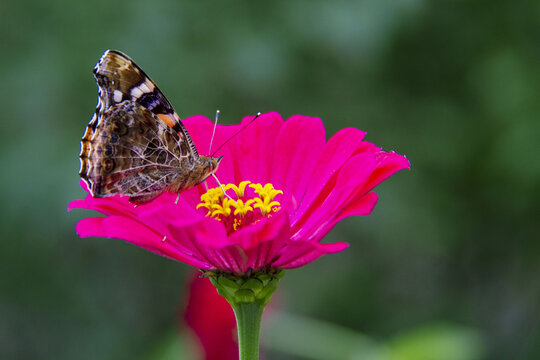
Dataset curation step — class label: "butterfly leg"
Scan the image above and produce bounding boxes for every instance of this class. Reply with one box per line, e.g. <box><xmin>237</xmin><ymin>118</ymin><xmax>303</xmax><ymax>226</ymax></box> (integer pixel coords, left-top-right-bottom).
<box><xmin>175</xmin><ymin>192</ymin><xmax>181</xmax><ymax>204</ymax></box>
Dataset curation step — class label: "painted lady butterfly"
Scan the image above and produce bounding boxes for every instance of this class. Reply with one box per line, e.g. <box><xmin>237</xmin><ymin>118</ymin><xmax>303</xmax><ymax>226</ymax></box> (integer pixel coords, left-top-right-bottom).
<box><xmin>79</xmin><ymin>50</ymin><xmax>222</xmax><ymax>204</ymax></box>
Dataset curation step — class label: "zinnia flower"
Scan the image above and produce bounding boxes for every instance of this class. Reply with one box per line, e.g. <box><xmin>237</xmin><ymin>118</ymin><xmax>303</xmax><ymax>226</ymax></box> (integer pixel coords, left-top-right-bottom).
<box><xmin>70</xmin><ymin>111</ymin><xmax>409</xmax><ymax>360</ymax></box>
<box><xmin>69</xmin><ymin>112</ymin><xmax>409</xmax><ymax>274</ymax></box>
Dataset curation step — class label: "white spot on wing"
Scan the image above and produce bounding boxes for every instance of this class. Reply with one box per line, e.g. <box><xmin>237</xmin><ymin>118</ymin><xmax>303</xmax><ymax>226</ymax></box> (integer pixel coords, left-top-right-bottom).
<box><xmin>130</xmin><ymin>87</ymin><xmax>143</xmax><ymax>99</ymax></box>
<box><xmin>113</xmin><ymin>90</ymin><xmax>122</xmax><ymax>103</ymax></box>
<box><xmin>139</xmin><ymin>81</ymin><xmax>154</xmax><ymax>93</ymax></box>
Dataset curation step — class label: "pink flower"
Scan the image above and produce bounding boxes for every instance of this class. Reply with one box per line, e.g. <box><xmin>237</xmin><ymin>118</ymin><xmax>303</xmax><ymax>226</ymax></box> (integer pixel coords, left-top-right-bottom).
<box><xmin>69</xmin><ymin>112</ymin><xmax>409</xmax><ymax>274</ymax></box>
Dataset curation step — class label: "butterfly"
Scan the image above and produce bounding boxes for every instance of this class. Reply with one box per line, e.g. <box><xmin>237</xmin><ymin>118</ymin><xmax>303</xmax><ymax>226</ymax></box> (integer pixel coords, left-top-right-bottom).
<box><xmin>79</xmin><ymin>50</ymin><xmax>223</xmax><ymax>205</ymax></box>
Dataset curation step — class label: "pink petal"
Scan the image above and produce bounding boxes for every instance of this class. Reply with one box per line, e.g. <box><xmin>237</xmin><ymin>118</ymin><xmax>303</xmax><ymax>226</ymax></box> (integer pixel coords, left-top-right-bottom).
<box><xmin>272</xmin><ymin>241</ymin><xmax>349</xmax><ymax>269</ymax></box>
<box><xmin>209</xmin><ymin>124</ymin><xmax>242</xmax><ymax>185</ymax></box>
<box><xmin>136</xmin><ymin>198</ymin><xmax>201</xmax><ymax>236</ymax></box>
<box><xmin>271</xmin><ymin>115</ymin><xmax>326</xmax><ymax>211</ymax></box>
<box><xmin>170</xmin><ymin>213</ymin><xmax>290</xmax><ymax>273</ymax></box>
<box><xmin>353</xmin><ymin>140</ymin><xmax>381</xmax><ymax>155</ymax></box>
<box><xmin>363</xmin><ymin>152</ymin><xmax>410</xmax><ymax>194</ymax></box>
<box><xmin>167</xmin><ymin>217</ymin><xmax>233</xmax><ymax>270</ymax></box>
<box><xmin>70</xmin><ymin>182</ymin><xmax>138</xmax><ymax>217</ymax></box>
<box><xmin>306</xmin><ymin>192</ymin><xmax>379</xmax><ymax>244</ymax></box>
<box><xmin>102</xmin><ymin>216</ymin><xmax>210</xmax><ymax>268</ymax></box>
<box><xmin>227</xmin><ymin>211</ymin><xmax>289</xmax><ymax>249</ymax></box>
<box><xmin>338</xmin><ymin>191</ymin><xmax>379</xmax><ymax>218</ymax></box>
<box><xmin>183</xmin><ymin>115</ymin><xmax>239</xmax><ymax>185</ymax></box>
<box><xmin>292</xmin><ymin>127</ymin><xmax>367</xmax><ymax>222</ymax></box>
<box><xmin>182</xmin><ymin>115</ymin><xmax>215</xmax><ymax>153</ymax></box>
<box><xmin>232</xmin><ymin>112</ymin><xmax>284</xmax><ymax>184</ymax></box>
<box><xmin>75</xmin><ymin>217</ymin><xmax>106</xmax><ymax>238</ymax></box>
<box><xmin>292</xmin><ymin>152</ymin><xmax>377</xmax><ymax>241</ymax></box>
<box><xmin>68</xmin><ymin>199</ymin><xmax>90</xmax><ymax>212</ymax></box>
<box><xmin>229</xmin><ymin>212</ymin><xmax>291</xmax><ymax>270</ymax></box>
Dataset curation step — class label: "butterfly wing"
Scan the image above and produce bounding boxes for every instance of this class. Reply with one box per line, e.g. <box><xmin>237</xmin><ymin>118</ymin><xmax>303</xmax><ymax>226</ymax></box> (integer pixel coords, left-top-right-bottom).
<box><xmin>81</xmin><ymin>101</ymin><xmax>195</xmax><ymax>203</ymax></box>
<box><xmin>81</xmin><ymin>49</ymin><xmax>199</xmax><ymax>162</ymax></box>
<box><xmin>79</xmin><ymin>50</ymin><xmax>203</xmax><ymax>203</ymax></box>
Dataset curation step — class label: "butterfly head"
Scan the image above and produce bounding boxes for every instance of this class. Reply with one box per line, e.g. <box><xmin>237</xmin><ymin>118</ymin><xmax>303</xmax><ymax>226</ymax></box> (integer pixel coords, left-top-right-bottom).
<box><xmin>198</xmin><ymin>155</ymin><xmax>223</xmax><ymax>183</ymax></box>
<box><xmin>209</xmin><ymin>155</ymin><xmax>223</xmax><ymax>174</ymax></box>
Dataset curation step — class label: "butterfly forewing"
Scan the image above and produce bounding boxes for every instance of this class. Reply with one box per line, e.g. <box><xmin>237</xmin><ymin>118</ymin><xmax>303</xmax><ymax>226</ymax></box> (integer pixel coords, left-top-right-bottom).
<box><xmin>94</xmin><ymin>51</ymin><xmax>173</xmax><ymax>115</ymax></box>
<box><xmin>83</xmin><ymin>50</ymin><xmax>198</xmax><ymax>159</ymax></box>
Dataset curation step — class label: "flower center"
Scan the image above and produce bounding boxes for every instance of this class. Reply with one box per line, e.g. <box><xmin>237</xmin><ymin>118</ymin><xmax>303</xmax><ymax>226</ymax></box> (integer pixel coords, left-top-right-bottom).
<box><xmin>197</xmin><ymin>181</ymin><xmax>283</xmax><ymax>233</ymax></box>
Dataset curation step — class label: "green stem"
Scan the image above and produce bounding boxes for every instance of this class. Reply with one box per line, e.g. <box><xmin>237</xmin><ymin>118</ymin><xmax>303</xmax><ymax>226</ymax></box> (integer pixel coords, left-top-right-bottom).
<box><xmin>207</xmin><ymin>269</ymin><xmax>284</xmax><ymax>360</ymax></box>
<box><xmin>232</xmin><ymin>301</ymin><xmax>265</xmax><ymax>360</ymax></box>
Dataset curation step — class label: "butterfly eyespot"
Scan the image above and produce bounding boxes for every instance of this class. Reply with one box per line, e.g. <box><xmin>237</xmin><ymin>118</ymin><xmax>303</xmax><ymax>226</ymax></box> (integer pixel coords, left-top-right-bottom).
<box><xmin>109</xmin><ymin>133</ymin><xmax>119</xmax><ymax>144</ymax></box>
<box><xmin>112</xmin><ymin>121</ymin><xmax>128</xmax><ymax>135</ymax></box>
<box><xmin>102</xmin><ymin>158</ymin><xmax>115</xmax><ymax>173</ymax></box>
<box><xmin>105</xmin><ymin>144</ymin><xmax>113</xmax><ymax>156</ymax></box>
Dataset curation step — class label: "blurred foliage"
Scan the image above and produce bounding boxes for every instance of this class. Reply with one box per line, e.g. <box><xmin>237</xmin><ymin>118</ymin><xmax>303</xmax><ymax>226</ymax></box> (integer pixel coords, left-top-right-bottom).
<box><xmin>262</xmin><ymin>311</ymin><xmax>484</xmax><ymax>360</ymax></box>
<box><xmin>1</xmin><ymin>0</ymin><xmax>539</xmax><ymax>359</ymax></box>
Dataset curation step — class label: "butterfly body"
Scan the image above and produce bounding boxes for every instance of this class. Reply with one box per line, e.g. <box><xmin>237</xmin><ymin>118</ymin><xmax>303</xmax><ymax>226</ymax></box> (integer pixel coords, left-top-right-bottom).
<box><xmin>79</xmin><ymin>50</ymin><xmax>222</xmax><ymax>204</ymax></box>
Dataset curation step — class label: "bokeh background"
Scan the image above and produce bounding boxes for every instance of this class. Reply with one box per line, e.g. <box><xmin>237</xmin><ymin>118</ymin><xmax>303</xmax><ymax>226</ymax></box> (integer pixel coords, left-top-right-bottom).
<box><xmin>1</xmin><ymin>0</ymin><xmax>539</xmax><ymax>359</ymax></box>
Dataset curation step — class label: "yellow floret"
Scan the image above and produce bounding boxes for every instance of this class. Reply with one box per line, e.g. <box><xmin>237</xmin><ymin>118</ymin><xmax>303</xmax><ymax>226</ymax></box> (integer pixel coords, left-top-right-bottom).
<box><xmin>225</xmin><ymin>181</ymin><xmax>252</xmax><ymax>198</ymax></box>
<box><xmin>198</xmin><ymin>182</ymin><xmax>283</xmax><ymax>227</ymax></box>
<box><xmin>231</xmin><ymin>199</ymin><xmax>255</xmax><ymax>217</ymax></box>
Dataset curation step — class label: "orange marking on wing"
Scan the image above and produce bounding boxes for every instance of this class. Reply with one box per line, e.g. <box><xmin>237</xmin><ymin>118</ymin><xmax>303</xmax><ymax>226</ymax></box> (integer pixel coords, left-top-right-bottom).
<box><xmin>157</xmin><ymin>113</ymin><xmax>176</xmax><ymax>128</ymax></box>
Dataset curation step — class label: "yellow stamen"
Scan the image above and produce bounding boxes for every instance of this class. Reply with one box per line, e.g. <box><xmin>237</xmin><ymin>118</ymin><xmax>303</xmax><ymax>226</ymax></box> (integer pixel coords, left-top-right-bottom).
<box><xmin>251</xmin><ymin>183</ymin><xmax>283</xmax><ymax>200</ymax></box>
<box><xmin>210</xmin><ymin>198</ymin><xmax>233</xmax><ymax>218</ymax></box>
<box><xmin>225</xmin><ymin>180</ymin><xmax>252</xmax><ymax>198</ymax></box>
<box><xmin>233</xmin><ymin>218</ymin><xmax>242</xmax><ymax>231</ymax></box>
<box><xmin>231</xmin><ymin>199</ymin><xmax>255</xmax><ymax>216</ymax></box>
<box><xmin>197</xmin><ymin>181</ymin><xmax>283</xmax><ymax>233</ymax></box>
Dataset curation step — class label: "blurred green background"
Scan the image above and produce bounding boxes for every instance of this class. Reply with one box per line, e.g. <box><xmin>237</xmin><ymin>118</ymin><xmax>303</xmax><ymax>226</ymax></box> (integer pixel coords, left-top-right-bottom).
<box><xmin>1</xmin><ymin>0</ymin><xmax>539</xmax><ymax>359</ymax></box>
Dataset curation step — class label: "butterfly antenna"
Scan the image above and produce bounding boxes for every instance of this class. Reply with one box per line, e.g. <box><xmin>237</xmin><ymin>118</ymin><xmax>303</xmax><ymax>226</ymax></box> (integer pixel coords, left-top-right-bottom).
<box><xmin>207</xmin><ymin>110</ymin><xmax>232</xmax><ymax>199</ymax></box>
<box><xmin>211</xmin><ymin>112</ymin><xmax>262</xmax><ymax>157</ymax></box>
<box><xmin>208</xmin><ymin>110</ymin><xmax>219</xmax><ymax>154</ymax></box>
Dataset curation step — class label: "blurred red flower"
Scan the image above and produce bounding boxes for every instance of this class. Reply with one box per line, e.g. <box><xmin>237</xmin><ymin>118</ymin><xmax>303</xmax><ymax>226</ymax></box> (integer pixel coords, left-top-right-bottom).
<box><xmin>184</xmin><ymin>273</ymin><xmax>238</xmax><ymax>360</ymax></box>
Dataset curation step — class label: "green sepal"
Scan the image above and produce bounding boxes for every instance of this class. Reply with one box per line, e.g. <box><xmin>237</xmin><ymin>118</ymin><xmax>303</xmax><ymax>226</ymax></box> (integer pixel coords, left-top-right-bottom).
<box><xmin>205</xmin><ymin>269</ymin><xmax>284</xmax><ymax>307</ymax></box>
